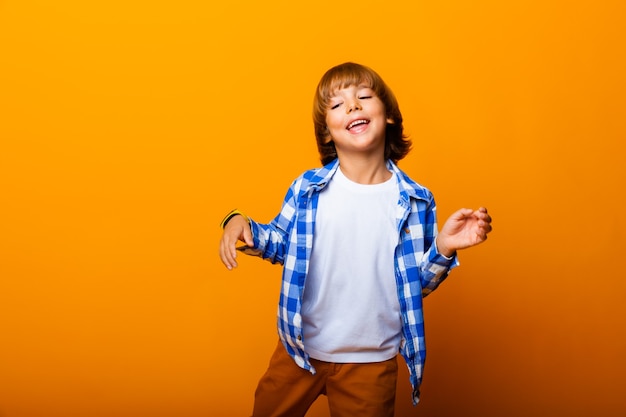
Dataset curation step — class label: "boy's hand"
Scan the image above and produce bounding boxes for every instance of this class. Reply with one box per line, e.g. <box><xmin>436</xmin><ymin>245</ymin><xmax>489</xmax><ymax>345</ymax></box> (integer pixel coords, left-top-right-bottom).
<box><xmin>436</xmin><ymin>207</ymin><xmax>492</xmax><ymax>258</ymax></box>
<box><xmin>219</xmin><ymin>215</ymin><xmax>254</xmax><ymax>270</ymax></box>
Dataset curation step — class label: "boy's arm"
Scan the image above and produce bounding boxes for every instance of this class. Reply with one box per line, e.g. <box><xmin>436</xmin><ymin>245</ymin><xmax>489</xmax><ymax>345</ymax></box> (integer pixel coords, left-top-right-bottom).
<box><xmin>420</xmin><ymin>206</ymin><xmax>492</xmax><ymax>295</ymax></box>
<box><xmin>218</xmin><ymin>177</ymin><xmax>301</xmax><ymax>270</ymax></box>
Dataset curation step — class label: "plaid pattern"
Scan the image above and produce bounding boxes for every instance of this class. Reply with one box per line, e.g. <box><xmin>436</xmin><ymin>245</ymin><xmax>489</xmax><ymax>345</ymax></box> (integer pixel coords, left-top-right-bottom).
<box><xmin>244</xmin><ymin>158</ymin><xmax>458</xmax><ymax>404</ymax></box>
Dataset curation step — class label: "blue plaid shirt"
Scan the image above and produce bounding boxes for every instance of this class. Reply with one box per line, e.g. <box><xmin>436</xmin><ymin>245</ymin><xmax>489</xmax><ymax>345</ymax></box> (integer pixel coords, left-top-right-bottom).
<box><xmin>241</xmin><ymin>158</ymin><xmax>458</xmax><ymax>404</ymax></box>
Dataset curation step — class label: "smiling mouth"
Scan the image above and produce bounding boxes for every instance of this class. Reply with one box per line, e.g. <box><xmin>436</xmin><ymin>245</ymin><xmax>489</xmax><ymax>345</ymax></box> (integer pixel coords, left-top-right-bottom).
<box><xmin>346</xmin><ymin>119</ymin><xmax>369</xmax><ymax>130</ymax></box>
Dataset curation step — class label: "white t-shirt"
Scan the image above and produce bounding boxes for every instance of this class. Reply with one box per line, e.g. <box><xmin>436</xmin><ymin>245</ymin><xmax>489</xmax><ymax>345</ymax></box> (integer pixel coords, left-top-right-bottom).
<box><xmin>301</xmin><ymin>167</ymin><xmax>402</xmax><ymax>363</ymax></box>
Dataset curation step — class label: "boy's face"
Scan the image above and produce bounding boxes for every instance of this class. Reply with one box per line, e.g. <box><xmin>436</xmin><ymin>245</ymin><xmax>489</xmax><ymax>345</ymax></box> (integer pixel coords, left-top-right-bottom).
<box><xmin>325</xmin><ymin>84</ymin><xmax>390</xmax><ymax>160</ymax></box>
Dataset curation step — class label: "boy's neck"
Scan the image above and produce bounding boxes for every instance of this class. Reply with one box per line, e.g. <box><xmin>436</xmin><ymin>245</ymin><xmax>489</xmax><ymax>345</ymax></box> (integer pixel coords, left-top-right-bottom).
<box><xmin>338</xmin><ymin>157</ymin><xmax>391</xmax><ymax>185</ymax></box>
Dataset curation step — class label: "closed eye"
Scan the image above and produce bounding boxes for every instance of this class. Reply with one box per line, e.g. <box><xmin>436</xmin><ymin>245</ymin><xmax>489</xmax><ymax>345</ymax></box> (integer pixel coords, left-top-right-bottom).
<box><xmin>330</xmin><ymin>102</ymin><xmax>342</xmax><ymax>110</ymax></box>
<box><xmin>359</xmin><ymin>96</ymin><xmax>372</xmax><ymax>99</ymax></box>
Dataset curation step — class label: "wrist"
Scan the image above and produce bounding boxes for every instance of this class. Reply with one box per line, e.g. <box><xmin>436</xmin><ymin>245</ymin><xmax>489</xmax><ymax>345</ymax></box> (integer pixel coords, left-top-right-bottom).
<box><xmin>436</xmin><ymin>235</ymin><xmax>455</xmax><ymax>258</ymax></box>
<box><xmin>219</xmin><ymin>209</ymin><xmax>250</xmax><ymax>229</ymax></box>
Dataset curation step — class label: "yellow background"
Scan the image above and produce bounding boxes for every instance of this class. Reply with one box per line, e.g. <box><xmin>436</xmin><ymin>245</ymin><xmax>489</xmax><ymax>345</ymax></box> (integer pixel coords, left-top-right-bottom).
<box><xmin>1</xmin><ymin>1</ymin><xmax>625</xmax><ymax>416</ymax></box>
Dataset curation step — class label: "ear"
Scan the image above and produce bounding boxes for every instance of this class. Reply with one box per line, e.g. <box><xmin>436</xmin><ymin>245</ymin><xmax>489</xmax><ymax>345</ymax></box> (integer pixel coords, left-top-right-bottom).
<box><xmin>386</xmin><ymin>117</ymin><xmax>395</xmax><ymax>124</ymax></box>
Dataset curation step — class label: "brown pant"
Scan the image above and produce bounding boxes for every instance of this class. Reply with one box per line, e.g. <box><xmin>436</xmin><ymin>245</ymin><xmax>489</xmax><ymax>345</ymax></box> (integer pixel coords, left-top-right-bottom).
<box><xmin>252</xmin><ymin>341</ymin><xmax>398</xmax><ymax>417</ymax></box>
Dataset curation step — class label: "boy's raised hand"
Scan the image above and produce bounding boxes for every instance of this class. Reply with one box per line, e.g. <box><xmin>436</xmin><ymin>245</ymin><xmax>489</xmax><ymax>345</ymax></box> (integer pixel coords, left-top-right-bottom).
<box><xmin>436</xmin><ymin>207</ymin><xmax>492</xmax><ymax>258</ymax></box>
<box><xmin>219</xmin><ymin>215</ymin><xmax>254</xmax><ymax>270</ymax></box>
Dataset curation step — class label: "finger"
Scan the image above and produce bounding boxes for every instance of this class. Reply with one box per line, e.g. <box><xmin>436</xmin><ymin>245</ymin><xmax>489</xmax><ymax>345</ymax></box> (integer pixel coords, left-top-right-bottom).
<box><xmin>482</xmin><ymin>208</ymin><xmax>491</xmax><ymax>223</ymax></box>
<box><xmin>222</xmin><ymin>223</ymin><xmax>246</xmax><ymax>268</ymax></box>
<box><xmin>475</xmin><ymin>208</ymin><xmax>491</xmax><ymax>222</ymax></box>
<box><xmin>230</xmin><ymin>236</ymin><xmax>239</xmax><ymax>260</ymax></box>
<box><xmin>477</xmin><ymin>221</ymin><xmax>493</xmax><ymax>236</ymax></box>
<box><xmin>219</xmin><ymin>242</ymin><xmax>231</xmax><ymax>270</ymax></box>
<box><xmin>219</xmin><ymin>237</ymin><xmax>238</xmax><ymax>270</ymax></box>
<box><xmin>242</xmin><ymin>227</ymin><xmax>254</xmax><ymax>247</ymax></box>
<box><xmin>453</xmin><ymin>207</ymin><xmax>474</xmax><ymax>220</ymax></box>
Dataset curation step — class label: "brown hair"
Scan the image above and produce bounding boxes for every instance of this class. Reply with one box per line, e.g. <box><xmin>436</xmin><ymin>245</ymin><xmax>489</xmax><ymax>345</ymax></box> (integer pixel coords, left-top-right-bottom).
<box><xmin>312</xmin><ymin>62</ymin><xmax>412</xmax><ymax>166</ymax></box>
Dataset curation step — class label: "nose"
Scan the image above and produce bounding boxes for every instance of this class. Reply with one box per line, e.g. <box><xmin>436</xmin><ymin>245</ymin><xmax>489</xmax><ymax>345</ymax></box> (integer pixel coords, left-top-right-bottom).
<box><xmin>346</xmin><ymin>100</ymin><xmax>362</xmax><ymax>113</ymax></box>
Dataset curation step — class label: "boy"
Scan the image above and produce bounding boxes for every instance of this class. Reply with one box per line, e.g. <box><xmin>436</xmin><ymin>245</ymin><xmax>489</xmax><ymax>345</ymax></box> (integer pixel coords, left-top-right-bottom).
<box><xmin>219</xmin><ymin>62</ymin><xmax>492</xmax><ymax>417</ymax></box>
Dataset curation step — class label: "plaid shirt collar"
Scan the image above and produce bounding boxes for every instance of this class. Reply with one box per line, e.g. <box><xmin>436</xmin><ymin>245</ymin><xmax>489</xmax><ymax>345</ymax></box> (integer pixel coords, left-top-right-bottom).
<box><xmin>305</xmin><ymin>158</ymin><xmax>431</xmax><ymax>203</ymax></box>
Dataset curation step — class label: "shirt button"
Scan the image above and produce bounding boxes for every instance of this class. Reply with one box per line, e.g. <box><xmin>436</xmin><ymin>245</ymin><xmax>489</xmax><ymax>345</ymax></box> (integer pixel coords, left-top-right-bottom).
<box><xmin>297</xmin><ymin>335</ymin><xmax>302</xmax><ymax>341</ymax></box>
<box><xmin>404</xmin><ymin>228</ymin><xmax>410</xmax><ymax>234</ymax></box>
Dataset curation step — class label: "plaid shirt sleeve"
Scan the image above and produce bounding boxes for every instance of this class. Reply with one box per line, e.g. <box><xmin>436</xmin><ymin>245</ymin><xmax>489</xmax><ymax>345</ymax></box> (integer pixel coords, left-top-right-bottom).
<box><xmin>419</xmin><ymin>196</ymin><xmax>460</xmax><ymax>296</ymax></box>
<box><xmin>240</xmin><ymin>175</ymin><xmax>304</xmax><ymax>265</ymax></box>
